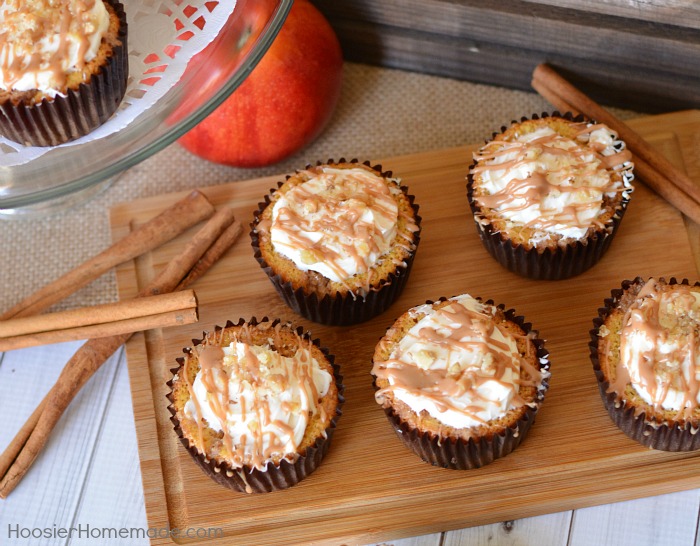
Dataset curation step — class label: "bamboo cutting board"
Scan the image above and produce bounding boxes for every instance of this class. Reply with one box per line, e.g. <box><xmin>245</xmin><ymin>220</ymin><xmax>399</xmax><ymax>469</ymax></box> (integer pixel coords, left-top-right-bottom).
<box><xmin>111</xmin><ymin>110</ymin><xmax>700</xmax><ymax>546</ymax></box>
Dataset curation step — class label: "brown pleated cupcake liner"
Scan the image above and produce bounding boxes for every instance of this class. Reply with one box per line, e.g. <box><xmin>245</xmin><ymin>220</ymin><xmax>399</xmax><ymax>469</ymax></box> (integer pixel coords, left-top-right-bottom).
<box><xmin>0</xmin><ymin>0</ymin><xmax>128</xmax><ymax>147</ymax></box>
<box><xmin>589</xmin><ymin>277</ymin><xmax>700</xmax><ymax>451</ymax></box>
<box><xmin>182</xmin><ymin>430</ymin><xmax>336</xmax><ymax>493</ymax></box>
<box><xmin>167</xmin><ymin>317</ymin><xmax>345</xmax><ymax>494</ymax></box>
<box><xmin>382</xmin><ymin>404</ymin><xmax>539</xmax><ymax>470</ymax></box>
<box><xmin>375</xmin><ymin>298</ymin><xmax>550</xmax><ymax>470</ymax></box>
<box><xmin>251</xmin><ymin>159</ymin><xmax>422</xmax><ymax>326</ymax></box>
<box><xmin>466</xmin><ymin>111</ymin><xmax>633</xmax><ymax>280</ymax></box>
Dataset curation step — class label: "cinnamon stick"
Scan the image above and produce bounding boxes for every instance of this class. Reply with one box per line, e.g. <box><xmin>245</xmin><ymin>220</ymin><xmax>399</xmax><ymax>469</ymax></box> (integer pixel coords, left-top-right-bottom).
<box><xmin>530</xmin><ymin>77</ymin><xmax>579</xmax><ymax>116</ymax></box>
<box><xmin>0</xmin><ymin>207</ymin><xmax>241</xmax><ymax>498</ymax></box>
<box><xmin>0</xmin><ymin>190</ymin><xmax>215</xmax><ymax>321</ymax></box>
<box><xmin>531</xmin><ymin>64</ymin><xmax>700</xmax><ymax>225</ymax></box>
<box><xmin>0</xmin><ymin>398</ymin><xmax>46</xmax><ymax>490</ymax></box>
<box><xmin>0</xmin><ymin>333</ymin><xmax>132</xmax><ymax>498</ymax></box>
<box><xmin>177</xmin><ymin>220</ymin><xmax>243</xmax><ymax>290</ymax></box>
<box><xmin>145</xmin><ymin>207</ymin><xmax>237</xmax><ymax>296</ymax></box>
<box><xmin>0</xmin><ymin>290</ymin><xmax>199</xmax><ymax>352</ymax></box>
<box><xmin>533</xmin><ymin>64</ymin><xmax>700</xmax><ymax>202</ymax></box>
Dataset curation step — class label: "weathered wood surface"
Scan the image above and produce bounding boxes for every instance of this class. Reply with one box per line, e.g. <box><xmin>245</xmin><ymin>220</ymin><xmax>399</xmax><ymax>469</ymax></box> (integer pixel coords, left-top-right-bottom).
<box><xmin>311</xmin><ymin>0</ymin><xmax>700</xmax><ymax>113</ymax></box>
<box><xmin>525</xmin><ymin>0</ymin><xmax>700</xmax><ymax>29</ymax></box>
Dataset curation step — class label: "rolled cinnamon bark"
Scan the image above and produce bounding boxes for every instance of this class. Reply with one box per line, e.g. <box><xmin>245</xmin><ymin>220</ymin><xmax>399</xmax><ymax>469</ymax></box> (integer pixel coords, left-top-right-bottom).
<box><xmin>0</xmin><ymin>290</ymin><xmax>199</xmax><ymax>351</ymax></box>
<box><xmin>531</xmin><ymin>64</ymin><xmax>700</xmax><ymax>225</ymax></box>
<box><xmin>0</xmin><ymin>206</ymin><xmax>241</xmax><ymax>498</ymax></box>
<box><xmin>0</xmin><ymin>190</ymin><xmax>215</xmax><ymax>320</ymax></box>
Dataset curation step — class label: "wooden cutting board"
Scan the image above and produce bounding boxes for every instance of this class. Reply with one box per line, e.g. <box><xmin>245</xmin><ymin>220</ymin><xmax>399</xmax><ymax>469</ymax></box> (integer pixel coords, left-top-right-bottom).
<box><xmin>111</xmin><ymin>110</ymin><xmax>700</xmax><ymax>546</ymax></box>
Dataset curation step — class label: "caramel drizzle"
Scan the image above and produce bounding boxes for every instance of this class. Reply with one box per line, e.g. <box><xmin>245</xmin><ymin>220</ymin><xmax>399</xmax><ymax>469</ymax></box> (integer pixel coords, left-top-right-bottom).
<box><xmin>198</xmin><ymin>345</ymin><xmax>234</xmax><ymax>453</ymax></box>
<box><xmin>374</xmin><ymin>300</ymin><xmax>543</xmax><ymax>425</ymax></box>
<box><xmin>611</xmin><ymin>280</ymin><xmax>700</xmax><ymax>419</ymax></box>
<box><xmin>187</xmin><ymin>324</ymin><xmax>327</xmax><ymax>469</ymax></box>
<box><xmin>272</xmin><ymin>168</ymin><xmax>417</xmax><ymax>289</ymax></box>
<box><xmin>0</xmin><ymin>0</ymin><xmax>101</xmax><ymax>92</ymax></box>
<box><xmin>471</xmin><ymin>124</ymin><xmax>630</xmax><ymax>232</ymax></box>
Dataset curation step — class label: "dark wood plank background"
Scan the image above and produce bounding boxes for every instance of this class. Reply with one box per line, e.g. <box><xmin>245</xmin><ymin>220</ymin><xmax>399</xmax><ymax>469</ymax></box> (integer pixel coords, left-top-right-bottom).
<box><xmin>312</xmin><ymin>0</ymin><xmax>700</xmax><ymax>113</ymax></box>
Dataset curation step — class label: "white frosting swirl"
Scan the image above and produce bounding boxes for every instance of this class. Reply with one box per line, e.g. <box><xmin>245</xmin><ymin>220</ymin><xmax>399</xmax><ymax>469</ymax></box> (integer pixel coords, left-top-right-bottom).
<box><xmin>270</xmin><ymin>167</ymin><xmax>399</xmax><ymax>283</ymax></box>
<box><xmin>375</xmin><ymin>294</ymin><xmax>531</xmax><ymax>429</ymax></box>
<box><xmin>184</xmin><ymin>340</ymin><xmax>332</xmax><ymax>469</ymax></box>
<box><xmin>0</xmin><ymin>0</ymin><xmax>110</xmax><ymax>96</ymax></box>
<box><xmin>619</xmin><ymin>284</ymin><xmax>700</xmax><ymax>411</ymax></box>
<box><xmin>473</xmin><ymin>123</ymin><xmax>631</xmax><ymax>242</ymax></box>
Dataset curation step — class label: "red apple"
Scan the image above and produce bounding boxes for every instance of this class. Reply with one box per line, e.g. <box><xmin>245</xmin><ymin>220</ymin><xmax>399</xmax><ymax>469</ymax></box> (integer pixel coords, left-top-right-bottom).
<box><xmin>178</xmin><ymin>0</ymin><xmax>343</xmax><ymax>168</ymax></box>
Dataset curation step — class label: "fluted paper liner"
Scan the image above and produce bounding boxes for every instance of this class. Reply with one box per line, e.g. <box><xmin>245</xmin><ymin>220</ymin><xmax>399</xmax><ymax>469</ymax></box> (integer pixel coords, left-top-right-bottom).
<box><xmin>590</xmin><ymin>277</ymin><xmax>700</xmax><ymax>451</ymax></box>
<box><xmin>466</xmin><ymin>112</ymin><xmax>633</xmax><ymax>280</ymax></box>
<box><xmin>374</xmin><ymin>298</ymin><xmax>550</xmax><ymax>470</ymax></box>
<box><xmin>167</xmin><ymin>317</ymin><xmax>345</xmax><ymax>493</ymax></box>
<box><xmin>251</xmin><ymin>159</ymin><xmax>422</xmax><ymax>326</ymax></box>
<box><xmin>0</xmin><ymin>0</ymin><xmax>128</xmax><ymax>147</ymax></box>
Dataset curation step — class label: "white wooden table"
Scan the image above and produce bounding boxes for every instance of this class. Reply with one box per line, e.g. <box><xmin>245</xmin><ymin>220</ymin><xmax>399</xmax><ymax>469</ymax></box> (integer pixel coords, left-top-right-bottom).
<box><xmin>1</xmin><ymin>341</ymin><xmax>699</xmax><ymax>546</ymax></box>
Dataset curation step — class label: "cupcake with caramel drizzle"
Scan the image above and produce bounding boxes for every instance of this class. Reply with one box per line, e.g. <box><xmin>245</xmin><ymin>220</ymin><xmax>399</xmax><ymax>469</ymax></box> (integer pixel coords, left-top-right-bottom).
<box><xmin>0</xmin><ymin>0</ymin><xmax>128</xmax><ymax>147</ymax></box>
<box><xmin>251</xmin><ymin>159</ymin><xmax>421</xmax><ymax>326</ymax></box>
<box><xmin>467</xmin><ymin>113</ymin><xmax>634</xmax><ymax>280</ymax></box>
<box><xmin>372</xmin><ymin>293</ymin><xmax>550</xmax><ymax>469</ymax></box>
<box><xmin>591</xmin><ymin>277</ymin><xmax>700</xmax><ymax>451</ymax></box>
<box><xmin>168</xmin><ymin>317</ymin><xmax>344</xmax><ymax>493</ymax></box>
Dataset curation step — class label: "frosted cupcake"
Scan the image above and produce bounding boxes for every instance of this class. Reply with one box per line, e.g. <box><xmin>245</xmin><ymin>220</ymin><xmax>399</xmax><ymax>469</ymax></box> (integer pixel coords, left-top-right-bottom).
<box><xmin>591</xmin><ymin>277</ymin><xmax>700</xmax><ymax>451</ymax></box>
<box><xmin>467</xmin><ymin>113</ymin><xmax>634</xmax><ymax>279</ymax></box>
<box><xmin>0</xmin><ymin>0</ymin><xmax>128</xmax><ymax>147</ymax></box>
<box><xmin>168</xmin><ymin>318</ymin><xmax>344</xmax><ymax>493</ymax></box>
<box><xmin>251</xmin><ymin>160</ymin><xmax>421</xmax><ymax>326</ymax></box>
<box><xmin>372</xmin><ymin>294</ymin><xmax>550</xmax><ymax>469</ymax></box>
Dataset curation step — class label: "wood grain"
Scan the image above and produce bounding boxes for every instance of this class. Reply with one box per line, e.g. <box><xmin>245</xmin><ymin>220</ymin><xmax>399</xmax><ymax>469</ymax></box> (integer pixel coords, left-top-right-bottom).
<box><xmin>445</xmin><ymin>512</ymin><xmax>572</xmax><ymax>546</ymax></box>
<box><xmin>70</xmin><ymin>352</ymin><xmax>150</xmax><ymax>546</ymax></box>
<box><xmin>310</xmin><ymin>0</ymin><xmax>700</xmax><ymax>113</ymax></box>
<box><xmin>0</xmin><ymin>343</ymin><xmax>125</xmax><ymax>535</ymax></box>
<box><xmin>322</xmin><ymin>18</ymin><xmax>700</xmax><ymax>114</ymax></box>
<box><xmin>523</xmin><ymin>0</ymin><xmax>700</xmax><ymax>30</ymax></box>
<box><xmin>567</xmin><ymin>490</ymin><xmax>700</xmax><ymax>546</ymax></box>
<box><xmin>111</xmin><ymin>111</ymin><xmax>700</xmax><ymax>546</ymax></box>
<box><xmin>313</xmin><ymin>0</ymin><xmax>700</xmax><ymax>73</ymax></box>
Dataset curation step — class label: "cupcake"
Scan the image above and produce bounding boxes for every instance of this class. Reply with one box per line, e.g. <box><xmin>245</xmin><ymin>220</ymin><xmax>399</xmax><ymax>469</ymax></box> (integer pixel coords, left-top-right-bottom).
<box><xmin>371</xmin><ymin>294</ymin><xmax>550</xmax><ymax>469</ymax></box>
<box><xmin>251</xmin><ymin>160</ymin><xmax>421</xmax><ymax>326</ymax></box>
<box><xmin>167</xmin><ymin>317</ymin><xmax>344</xmax><ymax>493</ymax></box>
<box><xmin>0</xmin><ymin>0</ymin><xmax>128</xmax><ymax>147</ymax></box>
<box><xmin>590</xmin><ymin>277</ymin><xmax>700</xmax><ymax>451</ymax></box>
<box><xmin>467</xmin><ymin>113</ymin><xmax>634</xmax><ymax>280</ymax></box>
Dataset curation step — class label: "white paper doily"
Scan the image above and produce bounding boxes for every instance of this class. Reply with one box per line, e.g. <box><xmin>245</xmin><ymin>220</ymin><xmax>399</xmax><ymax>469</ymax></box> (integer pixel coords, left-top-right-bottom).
<box><xmin>0</xmin><ymin>0</ymin><xmax>236</xmax><ymax>167</ymax></box>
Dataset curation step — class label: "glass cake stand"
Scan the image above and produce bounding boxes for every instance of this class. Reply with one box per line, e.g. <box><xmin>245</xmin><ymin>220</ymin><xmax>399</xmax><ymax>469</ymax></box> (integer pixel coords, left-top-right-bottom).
<box><xmin>0</xmin><ymin>0</ymin><xmax>292</xmax><ymax>217</ymax></box>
